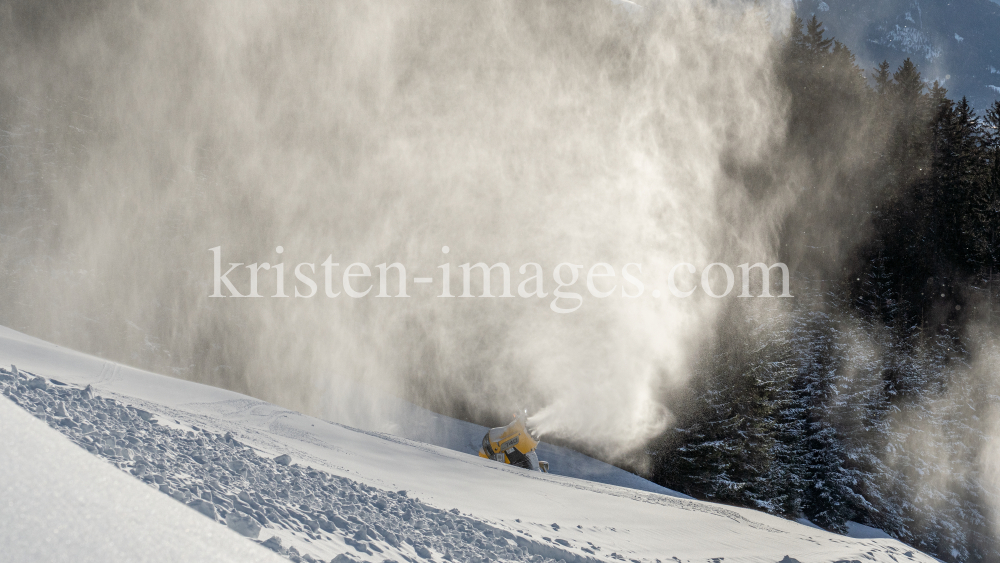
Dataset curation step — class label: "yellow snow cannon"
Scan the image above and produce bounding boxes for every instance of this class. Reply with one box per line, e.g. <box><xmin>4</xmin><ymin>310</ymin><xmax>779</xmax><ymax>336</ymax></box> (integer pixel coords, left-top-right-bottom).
<box><xmin>478</xmin><ymin>411</ymin><xmax>548</xmax><ymax>472</ymax></box>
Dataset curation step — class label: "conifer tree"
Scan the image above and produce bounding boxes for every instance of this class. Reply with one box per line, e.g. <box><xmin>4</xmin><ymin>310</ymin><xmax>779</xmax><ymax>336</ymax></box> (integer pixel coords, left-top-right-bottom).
<box><xmin>803</xmin><ymin>15</ymin><xmax>834</xmax><ymax>59</ymax></box>
<box><xmin>787</xmin><ymin>308</ymin><xmax>866</xmax><ymax>533</ymax></box>
<box><xmin>873</xmin><ymin>60</ymin><xmax>891</xmax><ymax>96</ymax></box>
<box><xmin>653</xmin><ymin>309</ymin><xmax>797</xmax><ymax>514</ymax></box>
<box><xmin>968</xmin><ymin>101</ymin><xmax>1000</xmax><ymax>309</ymax></box>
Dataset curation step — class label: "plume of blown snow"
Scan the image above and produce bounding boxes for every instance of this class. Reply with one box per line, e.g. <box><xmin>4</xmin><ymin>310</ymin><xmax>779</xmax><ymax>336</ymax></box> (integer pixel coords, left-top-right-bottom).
<box><xmin>0</xmin><ymin>0</ymin><xmax>795</xmax><ymax>458</ymax></box>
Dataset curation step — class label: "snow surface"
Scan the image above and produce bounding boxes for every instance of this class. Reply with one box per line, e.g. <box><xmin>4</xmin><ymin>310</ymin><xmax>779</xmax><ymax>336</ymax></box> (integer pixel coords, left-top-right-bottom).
<box><xmin>0</xmin><ymin>325</ymin><xmax>938</xmax><ymax>563</ymax></box>
<box><xmin>844</xmin><ymin>522</ymin><xmax>893</xmax><ymax>541</ymax></box>
<box><xmin>0</xmin><ymin>381</ymin><xmax>285</xmax><ymax>563</ymax></box>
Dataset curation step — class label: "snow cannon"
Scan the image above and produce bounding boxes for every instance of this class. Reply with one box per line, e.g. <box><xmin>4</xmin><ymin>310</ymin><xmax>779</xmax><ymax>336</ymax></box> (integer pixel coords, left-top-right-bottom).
<box><xmin>478</xmin><ymin>411</ymin><xmax>549</xmax><ymax>472</ymax></box>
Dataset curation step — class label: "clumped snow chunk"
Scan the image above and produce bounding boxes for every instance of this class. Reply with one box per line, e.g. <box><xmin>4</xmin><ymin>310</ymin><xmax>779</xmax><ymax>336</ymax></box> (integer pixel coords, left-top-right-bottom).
<box><xmin>26</xmin><ymin>376</ymin><xmax>48</xmax><ymax>390</ymax></box>
<box><xmin>227</xmin><ymin>511</ymin><xmax>263</xmax><ymax>538</ymax></box>
<box><xmin>189</xmin><ymin>499</ymin><xmax>218</xmax><ymax>520</ymax></box>
<box><xmin>262</xmin><ymin>536</ymin><xmax>286</xmax><ymax>554</ymax></box>
<box><xmin>274</xmin><ymin>453</ymin><xmax>292</xmax><ymax>466</ymax></box>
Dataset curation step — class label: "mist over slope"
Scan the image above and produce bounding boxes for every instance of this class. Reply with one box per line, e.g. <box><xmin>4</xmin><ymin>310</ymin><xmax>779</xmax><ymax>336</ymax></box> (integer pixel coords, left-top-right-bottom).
<box><xmin>0</xmin><ymin>0</ymin><xmax>804</xmax><ymax>460</ymax></box>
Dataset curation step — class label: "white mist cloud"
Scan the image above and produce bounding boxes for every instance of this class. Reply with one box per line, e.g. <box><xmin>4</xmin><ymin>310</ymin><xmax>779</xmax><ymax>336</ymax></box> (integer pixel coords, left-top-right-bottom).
<box><xmin>0</xmin><ymin>0</ymin><xmax>795</xmax><ymax>459</ymax></box>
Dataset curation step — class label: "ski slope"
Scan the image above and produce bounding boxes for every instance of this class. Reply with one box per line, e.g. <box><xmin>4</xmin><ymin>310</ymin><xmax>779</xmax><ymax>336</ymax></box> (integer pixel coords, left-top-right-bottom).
<box><xmin>0</xmin><ymin>325</ymin><xmax>937</xmax><ymax>563</ymax></box>
<box><xmin>0</xmin><ymin>392</ymin><xmax>286</xmax><ymax>563</ymax></box>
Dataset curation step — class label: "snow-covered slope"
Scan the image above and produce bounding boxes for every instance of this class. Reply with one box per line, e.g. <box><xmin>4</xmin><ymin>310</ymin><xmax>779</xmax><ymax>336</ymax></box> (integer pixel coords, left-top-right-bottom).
<box><xmin>0</xmin><ymin>325</ymin><xmax>937</xmax><ymax>563</ymax></box>
<box><xmin>0</xmin><ymin>383</ymin><xmax>285</xmax><ymax>563</ymax></box>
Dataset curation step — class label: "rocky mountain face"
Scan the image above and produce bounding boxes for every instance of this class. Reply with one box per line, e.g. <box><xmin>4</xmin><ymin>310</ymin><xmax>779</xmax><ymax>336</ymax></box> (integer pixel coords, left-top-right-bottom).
<box><xmin>794</xmin><ymin>0</ymin><xmax>1000</xmax><ymax>110</ymax></box>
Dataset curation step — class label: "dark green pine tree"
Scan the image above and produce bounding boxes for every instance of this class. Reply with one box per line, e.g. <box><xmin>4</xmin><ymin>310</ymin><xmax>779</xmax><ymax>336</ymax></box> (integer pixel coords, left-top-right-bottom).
<box><xmin>803</xmin><ymin>15</ymin><xmax>834</xmax><ymax>61</ymax></box>
<box><xmin>889</xmin><ymin>59</ymin><xmax>932</xmax><ymax>190</ymax></box>
<box><xmin>800</xmin><ymin>423</ymin><xmax>855</xmax><ymax>533</ymax></box>
<box><xmin>872</xmin><ymin>60</ymin><xmax>892</xmax><ymax>96</ymax></box>
<box><xmin>928</xmin><ymin>94</ymin><xmax>982</xmax><ymax>277</ymax></box>
<box><xmin>780</xmin><ymin>15</ymin><xmax>866</xmax><ymax>140</ymax></box>
<box><xmin>653</xmin><ymin>310</ymin><xmax>797</xmax><ymax>515</ymax></box>
<box><xmin>788</xmin><ymin>309</ymin><xmax>861</xmax><ymax>533</ymax></box>
<box><xmin>967</xmin><ymin>100</ymin><xmax>1000</xmax><ymax>314</ymax></box>
<box><xmin>837</xmin><ymin>259</ymin><xmax>908</xmax><ymax>537</ymax></box>
<box><xmin>892</xmin><ymin>59</ymin><xmax>926</xmax><ymax>105</ymax></box>
<box><xmin>852</xmin><ymin>61</ymin><xmax>935</xmax><ymax>329</ymax></box>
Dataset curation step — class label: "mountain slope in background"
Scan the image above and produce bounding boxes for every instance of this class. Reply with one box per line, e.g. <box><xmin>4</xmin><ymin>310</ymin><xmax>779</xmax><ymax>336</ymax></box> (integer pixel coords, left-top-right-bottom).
<box><xmin>794</xmin><ymin>0</ymin><xmax>1000</xmax><ymax>109</ymax></box>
